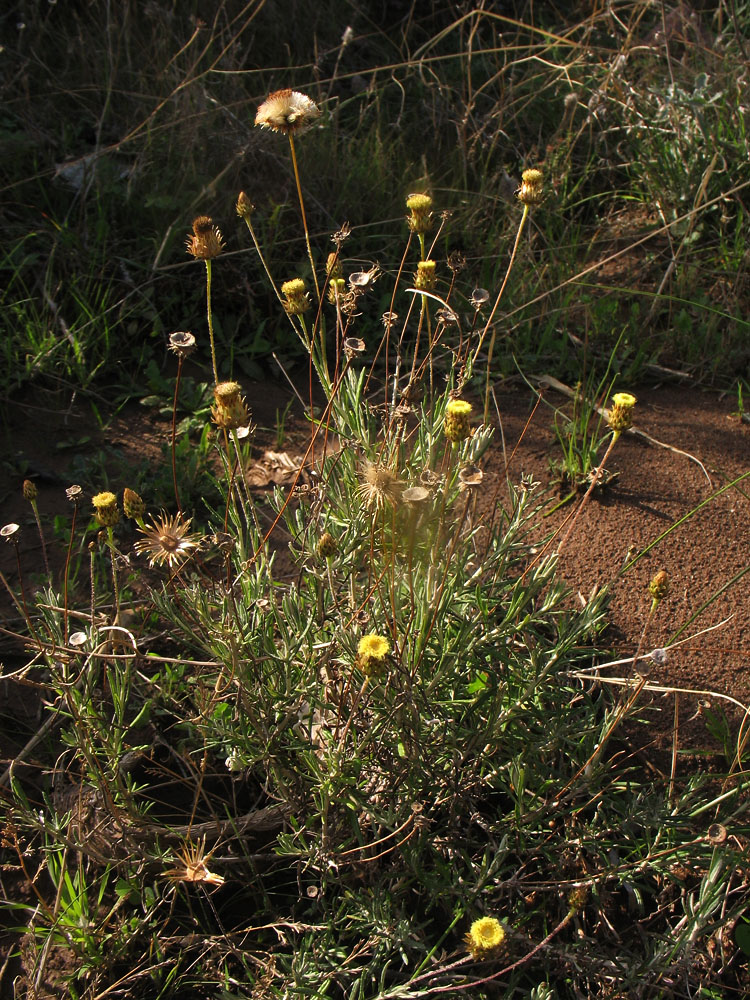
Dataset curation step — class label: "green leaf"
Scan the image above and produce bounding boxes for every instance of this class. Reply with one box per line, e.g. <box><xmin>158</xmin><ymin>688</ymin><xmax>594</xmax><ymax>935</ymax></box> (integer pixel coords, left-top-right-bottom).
<box><xmin>735</xmin><ymin>921</ymin><xmax>750</xmax><ymax>957</ymax></box>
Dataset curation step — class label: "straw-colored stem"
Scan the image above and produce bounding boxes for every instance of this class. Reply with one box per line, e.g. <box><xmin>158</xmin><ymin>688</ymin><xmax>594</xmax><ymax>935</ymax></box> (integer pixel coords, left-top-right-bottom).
<box><xmin>556</xmin><ymin>431</ymin><xmax>619</xmax><ymax>555</ymax></box>
<box><xmin>106</xmin><ymin>526</ymin><xmax>121</xmax><ymax>624</ymax></box>
<box><xmin>29</xmin><ymin>499</ymin><xmax>50</xmax><ymax>577</ymax></box>
<box><xmin>476</xmin><ymin>202</ymin><xmax>530</xmax><ymax>424</ymax></box>
<box><xmin>242</xmin><ymin>215</ymin><xmax>284</xmax><ymax>304</ymax></box>
<box><xmin>204</xmin><ymin>259</ymin><xmax>218</xmax><ymax>384</ymax></box>
<box><xmin>288</xmin><ymin>132</ymin><xmax>320</xmax><ymax>302</ymax></box>
<box><xmin>171</xmin><ymin>356</ymin><xmax>184</xmax><ymax>514</ymax></box>
<box><xmin>62</xmin><ymin>503</ymin><xmax>79</xmax><ymax>643</ymax></box>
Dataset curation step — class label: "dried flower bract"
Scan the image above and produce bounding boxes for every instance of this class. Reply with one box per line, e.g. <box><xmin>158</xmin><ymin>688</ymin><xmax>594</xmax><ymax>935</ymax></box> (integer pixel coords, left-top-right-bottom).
<box><xmin>357</xmin><ymin>462</ymin><xmax>403</xmax><ymax>511</ymax></box>
<box><xmin>135</xmin><ymin>512</ymin><xmax>203</xmax><ymax>568</ymax></box>
<box><xmin>255</xmin><ymin>89</ymin><xmax>320</xmax><ymax>135</ymax></box>
<box><xmin>164</xmin><ymin>837</ymin><xmax>224</xmax><ymax>887</ymax></box>
<box><xmin>186</xmin><ymin>216</ymin><xmax>224</xmax><ymax>260</ymax></box>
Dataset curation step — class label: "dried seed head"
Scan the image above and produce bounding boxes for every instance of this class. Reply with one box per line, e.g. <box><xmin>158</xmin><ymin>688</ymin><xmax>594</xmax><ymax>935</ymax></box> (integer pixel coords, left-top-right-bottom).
<box><xmin>406</xmin><ymin>192</ymin><xmax>433</xmax><ymax>234</ymax></box>
<box><xmin>402</xmin><ymin>486</ymin><xmax>430</xmax><ymax>505</ymax></box>
<box><xmin>447</xmin><ymin>250</ymin><xmax>466</xmax><ymax>274</ymax></box>
<box><xmin>212</xmin><ymin>381</ymin><xmax>251</xmax><ymax>430</ymax></box>
<box><xmin>357</xmin><ymin>462</ymin><xmax>403</xmax><ymax>511</ymax></box>
<box><xmin>465</xmin><ymin>917</ymin><xmax>507</xmax><ymax>959</ymax></box>
<box><xmin>66</xmin><ymin>485</ymin><xmax>83</xmax><ymax>504</ymax></box>
<box><xmin>186</xmin><ymin>216</ymin><xmax>224</xmax><ymax>259</ymax></box>
<box><xmin>458</xmin><ymin>464</ymin><xmax>484</xmax><ymax>488</ymax></box>
<box><xmin>357</xmin><ymin>633</ymin><xmax>390</xmax><ymax>678</ymax></box>
<box><xmin>415</xmin><ymin>260</ymin><xmax>436</xmax><ymax>291</ymax></box>
<box><xmin>254</xmin><ymin>89</ymin><xmax>320</xmax><ymax>134</ymax></box>
<box><xmin>382</xmin><ymin>310</ymin><xmax>398</xmax><ymax>329</ymax></box>
<box><xmin>707</xmin><ymin>823</ymin><xmax>728</xmax><ymax>845</ymax></box>
<box><xmin>349</xmin><ymin>265</ymin><xmax>380</xmax><ymax>290</ymax></box>
<box><xmin>281</xmin><ymin>278</ymin><xmax>310</xmax><ymax>315</ymax></box>
<box><xmin>235</xmin><ymin>190</ymin><xmax>255</xmax><ymax>219</ymax></box>
<box><xmin>332</xmin><ymin>221</ymin><xmax>352</xmax><ymax>247</ymax></box>
<box><xmin>22</xmin><ymin>479</ymin><xmax>37</xmax><ymax>501</ymax></box>
<box><xmin>0</xmin><ymin>523</ymin><xmax>20</xmax><ymax>543</ymax></box>
<box><xmin>316</xmin><ymin>532</ymin><xmax>338</xmax><ymax>559</ymax></box>
<box><xmin>608</xmin><ymin>391</ymin><xmax>636</xmax><ymax>436</ymax></box>
<box><xmin>343</xmin><ymin>336</ymin><xmax>366</xmax><ymax>359</ymax></box>
<box><xmin>91</xmin><ymin>491</ymin><xmax>120</xmax><ymax>528</ymax></box>
<box><xmin>168</xmin><ymin>331</ymin><xmax>197</xmax><ymax>358</ymax></box>
<box><xmin>163</xmin><ymin>837</ymin><xmax>224</xmax><ymax>887</ymax></box>
<box><xmin>517</xmin><ymin>168</ymin><xmax>544</xmax><ymax>206</ymax></box>
<box><xmin>444</xmin><ymin>399</ymin><xmax>472</xmax><ymax>443</ymax></box>
<box><xmin>123</xmin><ymin>488</ymin><xmax>146</xmax><ymax>521</ymax></box>
<box><xmin>135</xmin><ymin>511</ymin><xmax>204</xmax><ymax>568</ymax></box>
<box><xmin>471</xmin><ymin>287</ymin><xmax>490</xmax><ymax>309</ymax></box>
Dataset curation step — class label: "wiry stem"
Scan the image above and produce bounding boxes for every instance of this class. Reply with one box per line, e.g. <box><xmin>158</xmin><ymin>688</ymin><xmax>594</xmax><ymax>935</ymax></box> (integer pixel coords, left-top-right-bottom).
<box><xmin>474</xmin><ymin>202</ymin><xmax>530</xmax><ymax>424</ymax></box>
<box><xmin>556</xmin><ymin>431</ymin><xmax>619</xmax><ymax>555</ymax></box>
<box><xmin>204</xmin><ymin>259</ymin><xmax>219</xmax><ymax>384</ymax></box>
<box><xmin>171</xmin><ymin>356</ymin><xmax>184</xmax><ymax>514</ymax></box>
<box><xmin>29</xmin><ymin>498</ymin><xmax>50</xmax><ymax>578</ymax></box>
<box><xmin>288</xmin><ymin>132</ymin><xmax>320</xmax><ymax>302</ymax></box>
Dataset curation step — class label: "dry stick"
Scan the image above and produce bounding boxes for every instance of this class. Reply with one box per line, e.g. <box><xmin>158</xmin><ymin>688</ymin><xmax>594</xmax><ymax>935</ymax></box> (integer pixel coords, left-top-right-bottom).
<box><xmin>288</xmin><ymin>132</ymin><xmax>320</xmax><ymax>302</ymax></box>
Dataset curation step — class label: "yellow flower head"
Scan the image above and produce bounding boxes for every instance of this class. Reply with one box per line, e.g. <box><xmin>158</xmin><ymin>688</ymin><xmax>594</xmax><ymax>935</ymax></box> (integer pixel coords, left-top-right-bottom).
<box><xmin>466</xmin><ymin>916</ymin><xmax>506</xmax><ymax>959</ymax></box>
<box><xmin>444</xmin><ymin>399</ymin><xmax>473</xmax><ymax>444</ymax></box>
<box><xmin>281</xmin><ymin>277</ymin><xmax>310</xmax><ymax>315</ymax></box>
<box><xmin>357</xmin><ymin>633</ymin><xmax>391</xmax><ymax>678</ymax></box>
<box><xmin>406</xmin><ymin>192</ymin><xmax>433</xmax><ymax>234</ymax></box>
<box><xmin>92</xmin><ymin>491</ymin><xmax>120</xmax><ymax>528</ymax></box>
<box><xmin>608</xmin><ymin>391</ymin><xmax>636</xmax><ymax>436</ymax></box>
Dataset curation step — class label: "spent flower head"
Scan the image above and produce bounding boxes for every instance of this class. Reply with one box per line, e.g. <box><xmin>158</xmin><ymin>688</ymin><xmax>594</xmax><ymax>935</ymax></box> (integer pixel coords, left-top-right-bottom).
<box><xmin>168</xmin><ymin>331</ymin><xmax>196</xmax><ymax>358</ymax></box>
<box><xmin>255</xmin><ymin>89</ymin><xmax>320</xmax><ymax>134</ymax></box>
<box><xmin>357</xmin><ymin>462</ymin><xmax>403</xmax><ymax>511</ymax></box>
<box><xmin>186</xmin><ymin>216</ymin><xmax>224</xmax><ymax>260</ymax></box>
<box><xmin>135</xmin><ymin>512</ymin><xmax>203</xmax><ymax>568</ymax></box>
<box><xmin>163</xmin><ymin>837</ymin><xmax>224</xmax><ymax>887</ymax></box>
